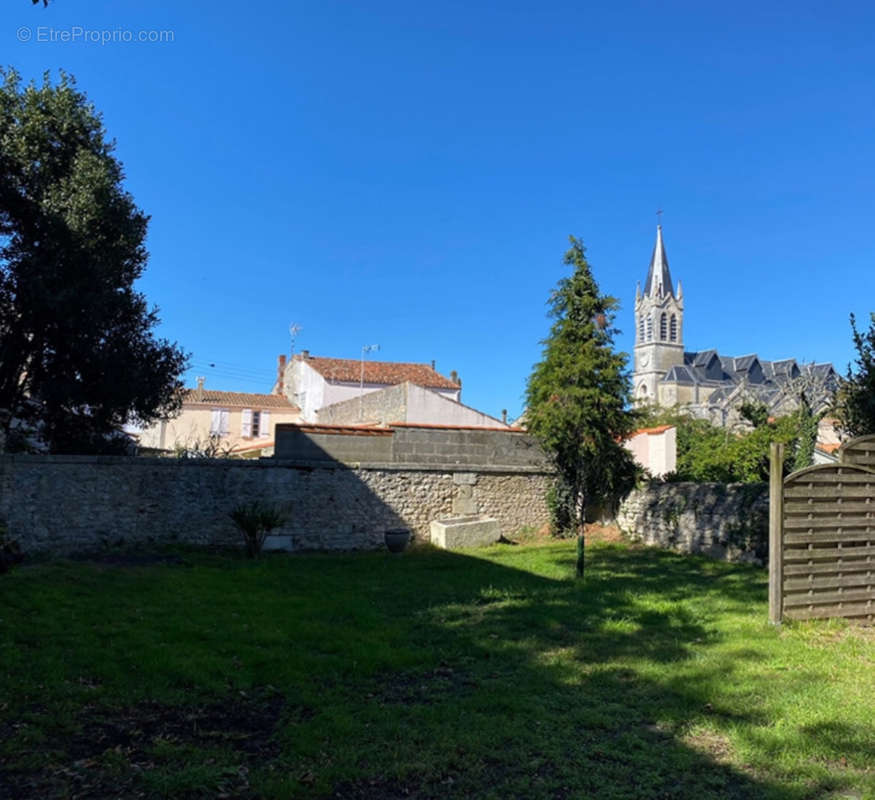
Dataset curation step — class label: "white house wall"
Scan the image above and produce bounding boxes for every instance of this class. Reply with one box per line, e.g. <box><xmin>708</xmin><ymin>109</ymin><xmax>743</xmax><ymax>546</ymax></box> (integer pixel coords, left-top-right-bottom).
<box><xmin>405</xmin><ymin>384</ymin><xmax>501</xmax><ymax>427</ymax></box>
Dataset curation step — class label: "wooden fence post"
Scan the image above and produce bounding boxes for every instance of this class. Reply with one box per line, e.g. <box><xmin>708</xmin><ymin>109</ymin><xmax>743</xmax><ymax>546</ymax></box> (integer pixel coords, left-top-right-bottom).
<box><xmin>768</xmin><ymin>442</ymin><xmax>785</xmax><ymax>624</ymax></box>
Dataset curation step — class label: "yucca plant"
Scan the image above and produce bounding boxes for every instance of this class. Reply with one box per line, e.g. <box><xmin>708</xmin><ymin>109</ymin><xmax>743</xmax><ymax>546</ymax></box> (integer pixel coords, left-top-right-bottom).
<box><xmin>229</xmin><ymin>502</ymin><xmax>287</xmax><ymax>558</ymax></box>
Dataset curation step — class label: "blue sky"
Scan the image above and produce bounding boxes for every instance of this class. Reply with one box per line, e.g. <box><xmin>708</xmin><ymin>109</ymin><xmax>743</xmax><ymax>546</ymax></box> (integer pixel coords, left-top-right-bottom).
<box><xmin>6</xmin><ymin>0</ymin><xmax>875</xmax><ymax>421</ymax></box>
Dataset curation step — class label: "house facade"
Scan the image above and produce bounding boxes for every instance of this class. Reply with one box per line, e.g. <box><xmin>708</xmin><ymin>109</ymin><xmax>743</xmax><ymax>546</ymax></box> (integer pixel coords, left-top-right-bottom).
<box><xmin>277</xmin><ymin>351</ymin><xmax>462</xmax><ymax>423</ymax></box>
<box><xmin>632</xmin><ymin>226</ymin><xmax>839</xmax><ymax>426</ymax></box>
<box><xmin>137</xmin><ymin>379</ymin><xmax>301</xmax><ymax>455</ymax></box>
<box><xmin>315</xmin><ymin>381</ymin><xmax>511</xmax><ymax>428</ymax></box>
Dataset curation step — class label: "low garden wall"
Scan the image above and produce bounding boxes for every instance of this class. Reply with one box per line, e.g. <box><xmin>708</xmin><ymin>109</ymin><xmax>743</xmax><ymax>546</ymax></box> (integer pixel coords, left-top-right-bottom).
<box><xmin>616</xmin><ymin>481</ymin><xmax>769</xmax><ymax>564</ymax></box>
<box><xmin>0</xmin><ymin>454</ymin><xmax>551</xmax><ymax>556</ymax></box>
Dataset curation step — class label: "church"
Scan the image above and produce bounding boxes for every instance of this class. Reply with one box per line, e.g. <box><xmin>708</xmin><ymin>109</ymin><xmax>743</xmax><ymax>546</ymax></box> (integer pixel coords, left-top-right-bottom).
<box><xmin>632</xmin><ymin>226</ymin><xmax>839</xmax><ymax>426</ymax></box>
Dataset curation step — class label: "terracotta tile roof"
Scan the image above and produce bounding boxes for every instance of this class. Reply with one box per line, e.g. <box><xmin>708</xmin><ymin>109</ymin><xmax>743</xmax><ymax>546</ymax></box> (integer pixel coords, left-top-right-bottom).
<box><xmin>631</xmin><ymin>424</ymin><xmax>675</xmax><ymax>436</ymax></box>
<box><xmin>184</xmin><ymin>389</ymin><xmax>299</xmax><ymax>411</ymax></box>
<box><xmin>276</xmin><ymin>423</ymin><xmax>394</xmax><ymax>437</ymax></box>
<box><xmin>299</xmin><ymin>355</ymin><xmax>460</xmax><ymax>390</ymax></box>
<box><xmin>817</xmin><ymin>442</ymin><xmax>842</xmax><ymax>454</ymax></box>
<box><xmin>388</xmin><ymin>422</ymin><xmax>526</xmax><ymax>433</ymax></box>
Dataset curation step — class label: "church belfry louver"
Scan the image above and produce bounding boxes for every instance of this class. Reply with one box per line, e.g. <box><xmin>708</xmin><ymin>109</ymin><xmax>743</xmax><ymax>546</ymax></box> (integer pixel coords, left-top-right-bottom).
<box><xmin>633</xmin><ymin>225</ymin><xmax>684</xmax><ymax>402</ymax></box>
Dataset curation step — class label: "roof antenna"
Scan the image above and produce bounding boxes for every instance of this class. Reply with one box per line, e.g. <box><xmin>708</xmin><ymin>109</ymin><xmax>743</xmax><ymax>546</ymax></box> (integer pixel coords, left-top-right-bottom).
<box><xmin>289</xmin><ymin>322</ymin><xmax>302</xmax><ymax>356</ymax></box>
<box><xmin>359</xmin><ymin>344</ymin><xmax>380</xmax><ymax>422</ymax></box>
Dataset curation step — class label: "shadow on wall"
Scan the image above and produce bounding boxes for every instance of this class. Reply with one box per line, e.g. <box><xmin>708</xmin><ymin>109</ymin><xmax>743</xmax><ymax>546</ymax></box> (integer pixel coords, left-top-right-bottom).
<box><xmin>0</xmin><ymin>448</ymin><xmax>411</xmax><ymax>556</ymax></box>
<box><xmin>0</xmin><ymin>428</ymin><xmax>552</xmax><ymax>556</ymax></box>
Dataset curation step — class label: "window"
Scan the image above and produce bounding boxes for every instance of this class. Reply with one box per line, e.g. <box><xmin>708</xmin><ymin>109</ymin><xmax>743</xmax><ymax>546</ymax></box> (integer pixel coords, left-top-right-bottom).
<box><xmin>210</xmin><ymin>408</ymin><xmax>230</xmax><ymax>436</ymax></box>
<box><xmin>646</xmin><ymin>317</ymin><xmax>653</xmax><ymax>341</ymax></box>
<box><xmin>670</xmin><ymin>314</ymin><xmax>678</xmax><ymax>342</ymax></box>
<box><xmin>659</xmin><ymin>313</ymin><xmax>667</xmax><ymax>341</ymax></box>
<box><xmin>241</xmin><ymin>409</ymin><xmax>271</xmax><ymax>438</ymax></box>
<box><xmin>638</xmin><ymin>316</ymin><xmax>644</xmax><ymax>342</ymax></box>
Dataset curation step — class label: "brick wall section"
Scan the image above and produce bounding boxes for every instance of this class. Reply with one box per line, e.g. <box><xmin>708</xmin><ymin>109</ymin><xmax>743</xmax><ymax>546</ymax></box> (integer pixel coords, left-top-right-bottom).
<box><xmin>390</xmin><ymin>426</ymin><xmax>548</xmax><ymax>468</ymax></box>
<box><xmin>0</xmin><ymin>455</ymin><xmax>551</xmax><ymax>556</ymax></box>
<box><xmin>616</xmin><ymin>481</ymin><xmax>769</xmax><ymax>564</ymax></box>
<box><xmin>274</xmin><ymin>426</ymin><xmax>394</xmax><ymax>463</ymax></box>
<box><xmin>274</xmin><ymin>424</ymin><xmax>549</xmax><ymax>470</ymax></box>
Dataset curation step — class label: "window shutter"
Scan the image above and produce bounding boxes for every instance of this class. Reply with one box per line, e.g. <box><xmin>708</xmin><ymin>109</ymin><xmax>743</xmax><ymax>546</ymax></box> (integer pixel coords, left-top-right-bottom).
<box><xmin>210</xmin><ymin>409</ymin><xmax>221</xmax><ymax>435</ymax></box>
<box><xmin>260</xmin><ymin>410</ymin><xmax>271</xmax><ymax>438</ymax></box>
<box><xmin>220</xmin><ymin>409</ymin><xmax>230</xmax><ymax>435</ymax></box>
<box><xmin>241</xmin><ymin>408</ymin><xmax>252</xmax><ymax>437</ymax></box>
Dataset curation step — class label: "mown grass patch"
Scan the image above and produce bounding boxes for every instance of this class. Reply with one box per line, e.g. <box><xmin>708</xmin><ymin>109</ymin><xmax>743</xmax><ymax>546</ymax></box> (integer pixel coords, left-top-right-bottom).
<box><xmin>0</xmin><ymin>541</ymin><xmax>872</xmax><ymax>799</ymax></box>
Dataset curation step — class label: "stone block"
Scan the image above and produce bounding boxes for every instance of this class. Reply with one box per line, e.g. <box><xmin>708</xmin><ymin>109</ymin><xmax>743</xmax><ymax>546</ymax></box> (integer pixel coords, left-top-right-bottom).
<box><xmin>430</xmin><ymin>515</ymin><xmax>500</xmax><ymax>549</ymax></box>
<box><xmin>452</xmin><ymin>472</ymin><xmax>477</xmax><ymax>485</ymax></box>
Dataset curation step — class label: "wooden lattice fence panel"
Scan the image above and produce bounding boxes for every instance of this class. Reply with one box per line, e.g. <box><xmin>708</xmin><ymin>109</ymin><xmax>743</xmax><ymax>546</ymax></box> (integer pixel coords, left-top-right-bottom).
<box><xmin>770</xmin><ymin>435</ymin><xmax>875</xmax><ymax>623</ymax></box>
<box><xmin>780</xmin><ymin>463</ymin><xmax>875</xmax><ymax>621</ymax></box>
<box><xmin>841</xmin><ymin>435</ymin><xmax>875</xmax><ymax>470</ymax></box>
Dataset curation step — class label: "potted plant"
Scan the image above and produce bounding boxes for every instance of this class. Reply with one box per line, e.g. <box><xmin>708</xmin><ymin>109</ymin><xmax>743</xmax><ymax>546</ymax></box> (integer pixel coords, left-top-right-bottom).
<box><xmin>384</xmin><ymin>528</ymin><xmax>411</xmax><ymax>554</ymax></box>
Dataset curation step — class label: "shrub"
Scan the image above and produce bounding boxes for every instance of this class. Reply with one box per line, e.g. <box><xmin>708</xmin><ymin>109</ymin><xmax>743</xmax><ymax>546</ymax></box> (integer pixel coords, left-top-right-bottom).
<box><xmin>229</xmin><ymin>502</ymin><xmax>287</xmax><ymax>558</ymax></box>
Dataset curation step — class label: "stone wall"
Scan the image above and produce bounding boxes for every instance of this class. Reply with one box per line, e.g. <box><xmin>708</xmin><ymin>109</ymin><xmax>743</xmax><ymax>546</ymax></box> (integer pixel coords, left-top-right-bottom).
<box><xmin>315</xmin><ymin>383</ymin><xmax>408</xmax><ymax>426</ymax></box>
<box><xmin>0</xmin><ymin>454</ymin><xmax>551</xmax><ymax>556</ymax></box>
<box><xmin>616</xmin><ymin>481</ymin><xmax>769</xmax><ymax>564</ymax></box>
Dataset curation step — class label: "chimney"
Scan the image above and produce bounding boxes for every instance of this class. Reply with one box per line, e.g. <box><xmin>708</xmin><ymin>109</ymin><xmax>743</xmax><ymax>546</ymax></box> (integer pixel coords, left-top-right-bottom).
<box><xmin>431</xmin><ymin>359</ymin><xmax>436</xmax><ymax>370</ymax></box>
<box><xmin>450</xmin><ymin>370</ymin><xmax>458</xmax><ymax>383</ymax></box>
<box><xmin>196</xmin><ymin>376</ymin><xmax>205</xmax><ymax>402</ymax></box>
<box><xmin>502</xmin><ymin>409</ymin><xmax>508</xmax><ymax>425</ymax></box>
<box><xmin>301</xmin><ymin>349</ymin><xmax>310</xmax><ymax>359</ymax></box>
<box><xmin>276</xmin><ymin>354</ymin><xmax>286</xmax><ymax>395</ymax></box>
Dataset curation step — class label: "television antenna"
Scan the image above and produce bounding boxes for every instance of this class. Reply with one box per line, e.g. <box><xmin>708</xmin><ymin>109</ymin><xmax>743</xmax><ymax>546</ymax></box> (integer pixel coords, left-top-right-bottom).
<box><xmin>289</xmin><ymin>323</ymin><xmax>302</xmax><ymax>356</ymax></box>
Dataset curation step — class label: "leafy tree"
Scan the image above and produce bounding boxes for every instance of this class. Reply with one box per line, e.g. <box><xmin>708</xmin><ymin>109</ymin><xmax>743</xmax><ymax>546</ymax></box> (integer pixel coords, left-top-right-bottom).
<box><xmin>525</xmin><ymin>237</ymin><xmax>639</xmax><ymax>570</ymax></box>
<box><xmin>835</xmin><ymin>312</ymin><xmax>875</xmax><ymax>438</ymax></box>
<box><xmin>644</xmin><ymin>406</ymin><xmax>805</xmax><ymax>483</ymax></box>
<box><xmin>0</xmin><ymin>70</ymin><xmax>188</xmax><ymax>453</ymax></box>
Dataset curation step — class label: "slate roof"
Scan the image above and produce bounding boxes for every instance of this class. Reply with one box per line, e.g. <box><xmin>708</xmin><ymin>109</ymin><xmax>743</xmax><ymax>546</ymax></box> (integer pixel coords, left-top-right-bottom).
<box><xmin>299</xmin><ymin>355</ymin><xmax>460</xmax><ymax>390</ymax></box>
<box><xmin>663</xmin><ymin>351</ymin><xmax>839</xmax><ymax>407</ymax></box>
<box><xmin>184</xmin><ymin>389</ymin><xmax>299</xmax><ymax>410</ymax></box>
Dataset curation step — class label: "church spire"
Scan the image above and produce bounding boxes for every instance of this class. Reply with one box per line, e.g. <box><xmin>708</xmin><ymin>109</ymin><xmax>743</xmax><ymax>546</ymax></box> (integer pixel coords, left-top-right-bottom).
<box><xmin>643</xmin><ymin>225</ymin><xmax>674</xmax><ymax>299</ymax></box>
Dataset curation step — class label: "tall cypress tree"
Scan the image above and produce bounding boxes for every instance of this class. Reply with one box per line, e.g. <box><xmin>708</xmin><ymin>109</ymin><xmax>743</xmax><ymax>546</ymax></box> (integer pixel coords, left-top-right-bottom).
<box><xmin>525</xmin><ymin>237</ymin><xmax>639</xmax><ymax>571</ymax></box>
<box><xmin>835</xmin><ymin>312</ymin><xmax>875</xmax><ymax>438</ymax></box>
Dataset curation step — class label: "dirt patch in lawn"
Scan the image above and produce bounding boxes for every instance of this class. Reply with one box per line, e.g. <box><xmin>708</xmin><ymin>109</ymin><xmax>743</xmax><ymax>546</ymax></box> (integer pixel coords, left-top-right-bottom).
<box><xmin>368</xmin><ymin>663</ymin><xmax>479</xmax><ymax>706</ymax></box>
<box><xmin>511</xmin><ymin>522</ymin><xmax>629</xmax><ymax>546</ymax></box>
<box><xmin>0</xmin><ymin>690</ymin><xmax>286</xmax><ymax>799</ymax></box>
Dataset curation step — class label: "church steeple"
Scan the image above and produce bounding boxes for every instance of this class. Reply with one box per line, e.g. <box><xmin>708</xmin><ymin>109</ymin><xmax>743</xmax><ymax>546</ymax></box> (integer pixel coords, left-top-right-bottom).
<box><xmin>633</xmin><ymin>224</ymin><xmax>684</xmax><ymax>405</ymax></box>
<box><xmin>643</xmin><ymin>225</ymin><xmax>674</xmax><ymax>299</ymax></box>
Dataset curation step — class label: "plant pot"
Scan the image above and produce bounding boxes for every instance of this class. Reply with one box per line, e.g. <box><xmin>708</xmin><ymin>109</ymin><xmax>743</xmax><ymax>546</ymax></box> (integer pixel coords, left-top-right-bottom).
<box><xmin>384</xmin><ymin>528</ymin><xmax>411</xmax><ymax>554</ymax></box>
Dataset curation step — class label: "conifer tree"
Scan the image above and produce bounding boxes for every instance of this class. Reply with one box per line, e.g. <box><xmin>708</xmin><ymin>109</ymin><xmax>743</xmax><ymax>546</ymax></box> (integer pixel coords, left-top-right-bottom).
<box><xmin>836</xmin><ymin>312</ymin><xmax>875</xmax><ymax>438</ymax></box>
<box><xmin>525</xmin><ymin>237</ymin><xmax>639</xmax><ymax>571</ymax></box>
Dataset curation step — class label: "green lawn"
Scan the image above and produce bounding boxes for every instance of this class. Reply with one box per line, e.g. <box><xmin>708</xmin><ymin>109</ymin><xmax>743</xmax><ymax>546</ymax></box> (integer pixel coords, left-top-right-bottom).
<box><xmin>0</xmin><ymin>540</ymin><xmax>872</xmax><ymax>799</ymax></box>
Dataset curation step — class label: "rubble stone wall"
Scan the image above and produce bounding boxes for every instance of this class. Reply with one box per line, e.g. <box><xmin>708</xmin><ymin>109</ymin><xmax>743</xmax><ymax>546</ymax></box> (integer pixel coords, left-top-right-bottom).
<box><xmin>0</xmin><ymin>454</ymin><xmax>551</xmax><ymax>556</ymax></box>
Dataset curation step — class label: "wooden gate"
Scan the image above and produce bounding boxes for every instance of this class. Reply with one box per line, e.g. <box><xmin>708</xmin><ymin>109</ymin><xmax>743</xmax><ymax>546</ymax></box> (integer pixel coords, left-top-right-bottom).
<box><xmin>769</xmin><ymin>436</ymin><xmax>875</xmax><ymax>624</ymax></box>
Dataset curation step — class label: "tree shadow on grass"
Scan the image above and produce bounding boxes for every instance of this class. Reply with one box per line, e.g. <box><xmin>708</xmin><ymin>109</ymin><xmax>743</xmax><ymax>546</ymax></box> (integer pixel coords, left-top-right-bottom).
<box><xmin>272</xmin><ymin>545</ymin><xmax>863</xmax><ymax>800</ymax></box>
<box><xmin>1</xmin><ymin>544</ymin><xmax>869</xmax><ymax>800</ymax></box>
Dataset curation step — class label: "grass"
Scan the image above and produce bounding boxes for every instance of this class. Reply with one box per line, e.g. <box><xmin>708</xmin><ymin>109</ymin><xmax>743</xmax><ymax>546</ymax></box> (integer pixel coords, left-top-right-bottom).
<box><xmin>0</xmin><ymin>539</ymin><xmax>872</xmax><ymax>799</ymax></box>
